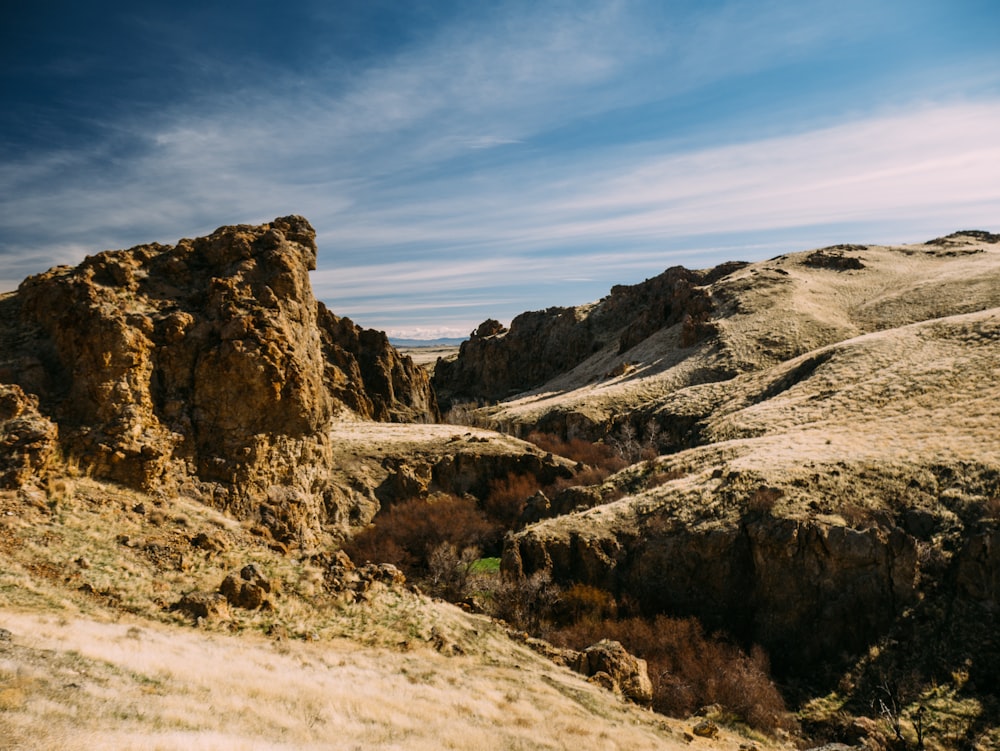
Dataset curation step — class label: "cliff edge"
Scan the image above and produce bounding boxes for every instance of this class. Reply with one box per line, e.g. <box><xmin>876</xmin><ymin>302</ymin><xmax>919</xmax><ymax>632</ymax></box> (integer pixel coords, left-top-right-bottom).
<box><xmin>0</xmin><ymin>216</ymin><xmax>438</xmax><ymax>536</ymax></box>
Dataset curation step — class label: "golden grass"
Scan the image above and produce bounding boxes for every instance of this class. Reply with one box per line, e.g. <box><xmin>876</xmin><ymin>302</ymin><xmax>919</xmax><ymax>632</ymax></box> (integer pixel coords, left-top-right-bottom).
<box><xmin>0</xmin><ymin>477</ymin><xmax>769</xmax><ymax>750</ymax></box>
<box><xmin>0</xmin><ymin>609</ymin><xmax>726</xmax><ymax>751</ymax></box>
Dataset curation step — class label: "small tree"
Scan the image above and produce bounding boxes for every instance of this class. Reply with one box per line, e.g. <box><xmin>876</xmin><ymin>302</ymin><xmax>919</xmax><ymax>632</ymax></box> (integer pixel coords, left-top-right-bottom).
<box><xmin>427</xmin><ymin>542</ymin><xmax>481</xmax><ymax>600</ymax></box>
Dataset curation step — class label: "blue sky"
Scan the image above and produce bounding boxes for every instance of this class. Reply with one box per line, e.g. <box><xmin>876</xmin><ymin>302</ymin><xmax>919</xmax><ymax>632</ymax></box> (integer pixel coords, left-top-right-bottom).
<box><xmin>2</xmin><ymin>1</ymin><xmax>998</xmax><ymax>339</ymax></box>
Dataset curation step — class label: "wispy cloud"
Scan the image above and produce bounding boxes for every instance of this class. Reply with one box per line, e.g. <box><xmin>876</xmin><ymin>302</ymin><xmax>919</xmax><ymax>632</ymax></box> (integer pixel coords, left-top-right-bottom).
<box><xmin>2</xmin><ymin>1</ymin><xmax>998</xmax><ymax>340</ymax></box>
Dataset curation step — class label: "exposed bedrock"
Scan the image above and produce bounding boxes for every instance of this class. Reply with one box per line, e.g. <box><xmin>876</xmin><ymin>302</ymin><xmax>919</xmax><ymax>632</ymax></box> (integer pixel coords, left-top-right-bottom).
<box><xmin>504</xmin><ymin>515</ymin><xmax>922</xmax><ymax>675</ymax></box>
<box><xmin>0</xmin><ymin>216</ymin><xmax>438</xmax><ymax>540</ymax></box>
<box><xmin>432</xmin><ymin>264</ymin><xmax>743</xmax><ymax>409</ymax></box>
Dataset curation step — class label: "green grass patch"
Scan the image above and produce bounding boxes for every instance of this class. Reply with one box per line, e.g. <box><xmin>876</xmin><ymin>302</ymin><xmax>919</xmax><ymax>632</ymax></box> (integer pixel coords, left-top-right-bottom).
<box><xmin>468</xmin><ymin>557</ymin><xmax>501</xmax><ymax>574</ymax></box>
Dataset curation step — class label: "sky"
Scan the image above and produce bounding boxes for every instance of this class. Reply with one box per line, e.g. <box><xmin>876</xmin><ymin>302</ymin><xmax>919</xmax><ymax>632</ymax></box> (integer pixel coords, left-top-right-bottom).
<box><xmin>2</xmin><ymin>1</ymin><xmax>999</xmax><ymax>340</ymax></box>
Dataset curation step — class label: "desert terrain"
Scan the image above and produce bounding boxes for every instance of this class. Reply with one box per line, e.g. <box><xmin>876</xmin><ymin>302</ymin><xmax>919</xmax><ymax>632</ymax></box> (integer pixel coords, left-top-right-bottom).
<box><xmin>2</xmin><ymin>218</ymin><xmax>999</xmax><ymax>749</ymax></box>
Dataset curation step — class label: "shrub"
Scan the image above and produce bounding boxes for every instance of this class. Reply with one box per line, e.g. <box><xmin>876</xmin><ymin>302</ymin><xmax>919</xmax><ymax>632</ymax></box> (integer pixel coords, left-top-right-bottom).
<box><xmin>526</xmin><ymin>432</ymin><xmax>626</xmax><ymax>473</ymax></box>
<box><xmin>484</xmin><ymin>473</ymin><xmax>540</xmax><ymax>527</ymax></box>
<box><xmin>746</xmin><ymin>486</ymin><xmax>784</xmax><ymax>517</ymax></box>
<box><xmin>486</xmin><ymin>572</ymin><xmax>560</xmax><ymax>633</ymax></box>
<box><xmin>553</xmin><ymin>583</ymin><xmax>618</xmax><ymax>626</ymax></box>
<box><xmin>550</xmin><ymin>614</ymin><xmax>792</xmax><ymax>733</ymax></box>
<box><xmin>341</xmin><ymin>494</ymin><xmax>496</xmax><ymax>574</ymax></box>
<box><xmin>426</xmin><ymin>542</ymin><xmax>481</xmax><ymax>600</ymax></box>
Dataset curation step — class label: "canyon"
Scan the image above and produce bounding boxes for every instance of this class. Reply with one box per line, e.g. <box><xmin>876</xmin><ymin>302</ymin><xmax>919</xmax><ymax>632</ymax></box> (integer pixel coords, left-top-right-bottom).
<box><xmin>2</xmin><ymin>219</ymin><xmax>999</xmax><ymax>749</ymax></box>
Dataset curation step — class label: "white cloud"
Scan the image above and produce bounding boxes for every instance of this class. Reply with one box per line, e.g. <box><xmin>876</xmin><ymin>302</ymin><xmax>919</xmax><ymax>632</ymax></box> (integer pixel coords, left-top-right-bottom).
<box><xmin>2</xmin><ymin>0</ymin><xmax>998</xmax><ymax>343</ymax></box>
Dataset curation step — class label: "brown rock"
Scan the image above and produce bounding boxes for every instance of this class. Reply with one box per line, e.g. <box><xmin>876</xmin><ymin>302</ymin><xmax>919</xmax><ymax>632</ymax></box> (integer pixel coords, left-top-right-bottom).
<box><xmin>171</xmin><ymin>591</ymin><xmax>230</xmax><ymax>622</ymax></box>
<box><xmin>692</xmin><ymin>720</ymin><xmax>719</xmax><ymax>739</ymax></box>
<box><xmin>0</xmin><ymin>216</ymin><xmax>438</xmax><ymax>537</ymax></box>
<box><xmin>587</xmin><ymin>671</ymin><xmax>618</xmax><ymax>692</ymax></box>
<box><xmin>582</xmin><ymin>639</ymin><xmax>653</xmax><ymax>704</ymax></box>
<box><xmin>0</xmin><ymin>384</ymin><xmax>57</xmax><ymax>488</ymax></box>
<box><xmin>219</xmin><ymin>563</ymin><xmax>273</xmax><ymax>609</ymax></box>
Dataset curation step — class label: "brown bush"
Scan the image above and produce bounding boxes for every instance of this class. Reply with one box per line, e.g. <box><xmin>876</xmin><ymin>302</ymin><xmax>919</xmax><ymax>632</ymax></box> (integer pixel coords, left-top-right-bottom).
<box><xmin>980</xmin><ymin>496</ymin><xmax>1000</xmax><ymax>521</ymax></box>
<box><xmin>484</xmin><ymin>473</ymin><xmax>540</xmax><ymax>527</ymax></box>
<box><xmin>553</xmin><ymin>583</ymin><xmax>618</xmax><ymax>626</ymax></box>
<box><xmin>341</xmin><ymin>494</ymin><xmax>496</xmax><ymax>574</ymax></box>
<box><xmin>486</xmin><ymin>571</ymin><xmax>560</xmax><ymax>632</ymax></box>
<box><xmin>550</xmin><ymin>614</ymin><xmax>791</xmax><ymax>733</ymax></box>
<box><xmin>646</xmin><ymin>467</ymin><xmax>687</xmax><ymax>487</ymax></box>
<box><xmin>426</xmin><ymin>542</ymin><xmax>481</xmax><ymax>600</ymax></box>
<box><xmin>526</xmin><ymin>432</ymin><xmax>626</xmax><ymax>474</ymax></box>
<box><xmin>747</xmin><ymin>486</ymin><xmax>784</xmax><ymax>517</ymax></box>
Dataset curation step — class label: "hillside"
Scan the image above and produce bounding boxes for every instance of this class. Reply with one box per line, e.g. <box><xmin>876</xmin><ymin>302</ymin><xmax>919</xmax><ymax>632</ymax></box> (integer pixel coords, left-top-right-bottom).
<box><xmin>3</xmin><ymin>222</ymin><xmax>1000</xmax><ymax>749</ymax></box>
<box><xmin>1</xmin><ymin>477</ymin><xmax>758</xmax><ymax>751</ymax></box>
<box><xmin>2</xmin><ymin>218</ymin><xmax>767</xmax><ymax>750</ymax></box>
<box><xmin>439</xmin><ymin>232</ymin><xmax>1000</xmax><ymax>441</ymax></box>
<box><xmin>439</xmin><ymin>232</ymin><xmax>1000</xmax><ymax>748</ymax></box>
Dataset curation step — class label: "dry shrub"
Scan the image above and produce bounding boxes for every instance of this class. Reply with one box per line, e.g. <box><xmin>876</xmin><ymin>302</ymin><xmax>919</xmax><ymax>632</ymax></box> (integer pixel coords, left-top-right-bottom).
<box><xmin>426</xmin><ymin>542</ymin><xmax>481</xmax><ymax>600</ymax></box>
<box><xmin>342</xmin><ymin>494</ymin><xmax>496</xmax><ymax>573</ymax></box>
<box><xmin>747</xmin><ymin>486</ymin><xmax>784</xmax><ymax>517</ymax></box>
<box><xmin>550</xmin><ymin>615</ymin><xmax>791</xmax><ymax>733</ymax></box>
<box><xmin>553</xmin><ymin>583</ymin><xmax>618</xmax><ymax>626</ymax></box>
<box><xmin>980</xmin><ymin>496</ymin><xmax>1000</xmax><ymax>521</ymax></box>
<box><xmin>487</xmin><ymin>572</ymin><xmax>560</xmax><ymax>633</ymax></box>
<box><xmin>484</xmin><ymin>473</ymin><xmax>540</xmax><ymax>527</ymax></box>
<box><xmin>839</xmin><ymin>502</ymin><xmax>875</xmax><ymax>528</ymax></box>
<box><xmin>646</xmin><ymin>467</ymin><xmax>687</xmax><ymax>488</ymax></box>
<box><xmin>526</xmin><ymin>432</ymin><xmax>627</xmax><ymax>474</ymax></box>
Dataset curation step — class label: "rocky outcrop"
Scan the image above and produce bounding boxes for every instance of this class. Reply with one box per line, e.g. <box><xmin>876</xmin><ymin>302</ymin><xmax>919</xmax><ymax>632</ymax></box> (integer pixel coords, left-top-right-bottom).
<box><xmin>513</xmin><ymin>632</ymin><xmax>652</xmax><ymax>704</ymax></box>
<box><xmin>0</xmin><ymin>216</ymin><xmax>437</xmax><ymax>537</ymax></box>
<box><xmin>504</xmin><ymin>513</ymin><xmax>920</xmax><ymax>675</ymax></box>
<box><xmin>318</xmin><ymin>305</ymin><xmax>438</xmax><ymax>422</ymax></box>
<box><xmin>582</xmin><ymin>639</ymin><xmax>654</xmax><ymax>703</ymax></box>
<box><xmin>0</xmin><ymin>384</ymin><xmax>58</xmax><ymax>488</ymax></box>
<box><xmin>432</xmin><ymin>264</ymin><xmax>743</xmax><ymax>408</ymax></box>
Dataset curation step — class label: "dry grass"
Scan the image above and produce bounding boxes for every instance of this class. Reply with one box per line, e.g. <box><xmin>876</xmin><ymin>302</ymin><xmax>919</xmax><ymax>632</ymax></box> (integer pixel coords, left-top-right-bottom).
<box><xmin>468</xmin><ymin>237</ymin><xmax>1000</xmax><ymax>437</ymax></box>
<box><xmin>0</xmin><ymin>478</ymin><xmax>772</xmax><ymax>751</ymax></box>
<box><xmin>0</xmin><ymin>609</ymin><xmax>697</xmax><ymax>751</ymax></box>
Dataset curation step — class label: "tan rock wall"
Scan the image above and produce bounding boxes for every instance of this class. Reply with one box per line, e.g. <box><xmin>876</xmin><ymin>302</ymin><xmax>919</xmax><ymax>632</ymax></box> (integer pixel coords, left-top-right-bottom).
<box><xmin>0</xmin><ymin>216</ymin><xmax>438</xmax><ymax>539</ymax></box>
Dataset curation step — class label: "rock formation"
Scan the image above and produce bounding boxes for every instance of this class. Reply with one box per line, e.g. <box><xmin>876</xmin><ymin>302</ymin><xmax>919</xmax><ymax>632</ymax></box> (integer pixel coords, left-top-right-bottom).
<box><xmin>0</xmin><ymin>216</ymin><xmax>438</xmax><ymax>537</ymax></box>
<box><xmin>485</xmin><ymin>232</ymin><xmax>1000</xmax><ymax>699</ymax></box>
<box><xmin>437</xmin><ymin>233</ymin><xmax>1000</xmax><ymax>443</ymax></box>
<box><xmin>432</xmin><ymin>263</ymin><xmax>744</xmax><ymax>409</ymax></box>
<box><xmin>0</xmin><ymin>384</ymin><xmax>58</xmax><ymax>489</ymax></box>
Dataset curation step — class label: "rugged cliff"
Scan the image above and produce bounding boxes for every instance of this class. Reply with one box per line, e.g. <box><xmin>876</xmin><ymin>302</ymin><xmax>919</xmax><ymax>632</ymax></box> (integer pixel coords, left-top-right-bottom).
<box><xmin>432</xmin><ymin>263</ymin><xmax>743</xmax><ymax>409</ymax></box>
<box><xmin>442</xmin><ymin>234</ymin><xmax>1000</xmax><ymax>443</ymax></box>
<box><xmin>0</xmin><ymin>216</ymin><xmax>440</xmax><ymax>536</ymax></box>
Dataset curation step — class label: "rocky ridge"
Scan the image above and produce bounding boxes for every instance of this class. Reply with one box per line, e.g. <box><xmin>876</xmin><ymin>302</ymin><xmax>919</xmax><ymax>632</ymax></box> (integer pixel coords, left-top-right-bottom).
<box><xmin>0</xmin><ymin>217</ymin><xmax>451</xmax><ymax>541</ymax></box>
<box><xmin>448</xmin><ymin>233</ymin><xmax>1000</xmax><ymax>443</ymax></box>
<box><xmin>433</xmin><ymin>263</ymin><xmax>744</xmax><ymax>409</ymax></box>
<box><xmin>446</xmin><ymin>232</ymin><xmax>1000</xmax><ymax>746</ymax></box>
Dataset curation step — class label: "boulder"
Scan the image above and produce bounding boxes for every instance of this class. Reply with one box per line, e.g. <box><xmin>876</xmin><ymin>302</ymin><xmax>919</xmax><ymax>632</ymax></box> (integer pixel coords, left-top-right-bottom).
<box><xmin>171</xmin><ymin>591</ymin><xmax>230</xmax><ymax>622</ymax></box>
<box><xmin>692</xmin><ymin>720</ymin><xmax>720</xmax><ymax>739</ymax></box>
<box><xmin>219</xmin><ymin>563</ymin><xmax>273</xmax><ymax>610</ymax></box>
<box><xmin>582</xmin><ymin>639</ymin><xmax>653</xmax><ymax>704</ymax></box>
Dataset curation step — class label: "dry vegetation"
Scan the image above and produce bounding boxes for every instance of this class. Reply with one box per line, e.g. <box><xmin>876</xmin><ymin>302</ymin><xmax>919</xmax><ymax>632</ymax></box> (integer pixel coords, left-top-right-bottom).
<box><xmin>6</xmin><ymin>234</ymin><xmax>1000</xmax><ymax>749</ymax></box>
<box><xmin>0</xmin><ymin>477</ymin><xmax>769</xmax><ymax>751</ymax></box>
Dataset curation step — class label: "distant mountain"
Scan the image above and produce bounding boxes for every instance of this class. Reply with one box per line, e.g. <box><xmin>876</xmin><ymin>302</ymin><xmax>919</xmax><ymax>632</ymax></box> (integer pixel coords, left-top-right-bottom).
<box><xmin>390</xmin><ymin>336</ymin><xmax>467</xmax><ymax>348</ymax></box>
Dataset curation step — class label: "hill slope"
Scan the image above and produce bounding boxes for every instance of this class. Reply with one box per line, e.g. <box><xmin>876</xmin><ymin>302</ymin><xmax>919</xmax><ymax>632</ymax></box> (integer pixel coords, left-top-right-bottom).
<box><xmin>461</xmin><ymin>232</ymin><xmax>1000</xmax><ymax>748</ymax></box>
<box><xmin>441</xmin><ymin>232</ymin><xmax>1000</xmax><ymax>442</ymax></box>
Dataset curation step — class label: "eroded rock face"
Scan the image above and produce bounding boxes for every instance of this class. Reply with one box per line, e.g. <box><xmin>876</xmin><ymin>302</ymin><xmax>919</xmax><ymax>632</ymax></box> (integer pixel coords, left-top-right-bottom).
<box><xmin>432</xmin><ymin>264</ymin><xmax>742</xmax><ymax>408</ymax></box>
<box><xmin>0</xmin><ymin>384</ymin><xmax>58</xmax><ymax>488</ymax></box>
<box><xmin>318</xmin><ymin>305</ymin><xmax>438</xmax><ymax>423</ymax></box>
<box><xmin>583</xmin><ymin>639</ymin><xmax>654</xmax><ymax>704</ymax></box>
<box><xmin>0</xmin><ymin>216</ymin><xmax>437</xmax><ymax>537</ymax></box>
<box><xmin>505</xmin><ymin>515</ymin><xmax>919</xmax><ymax>674</ymax></box>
